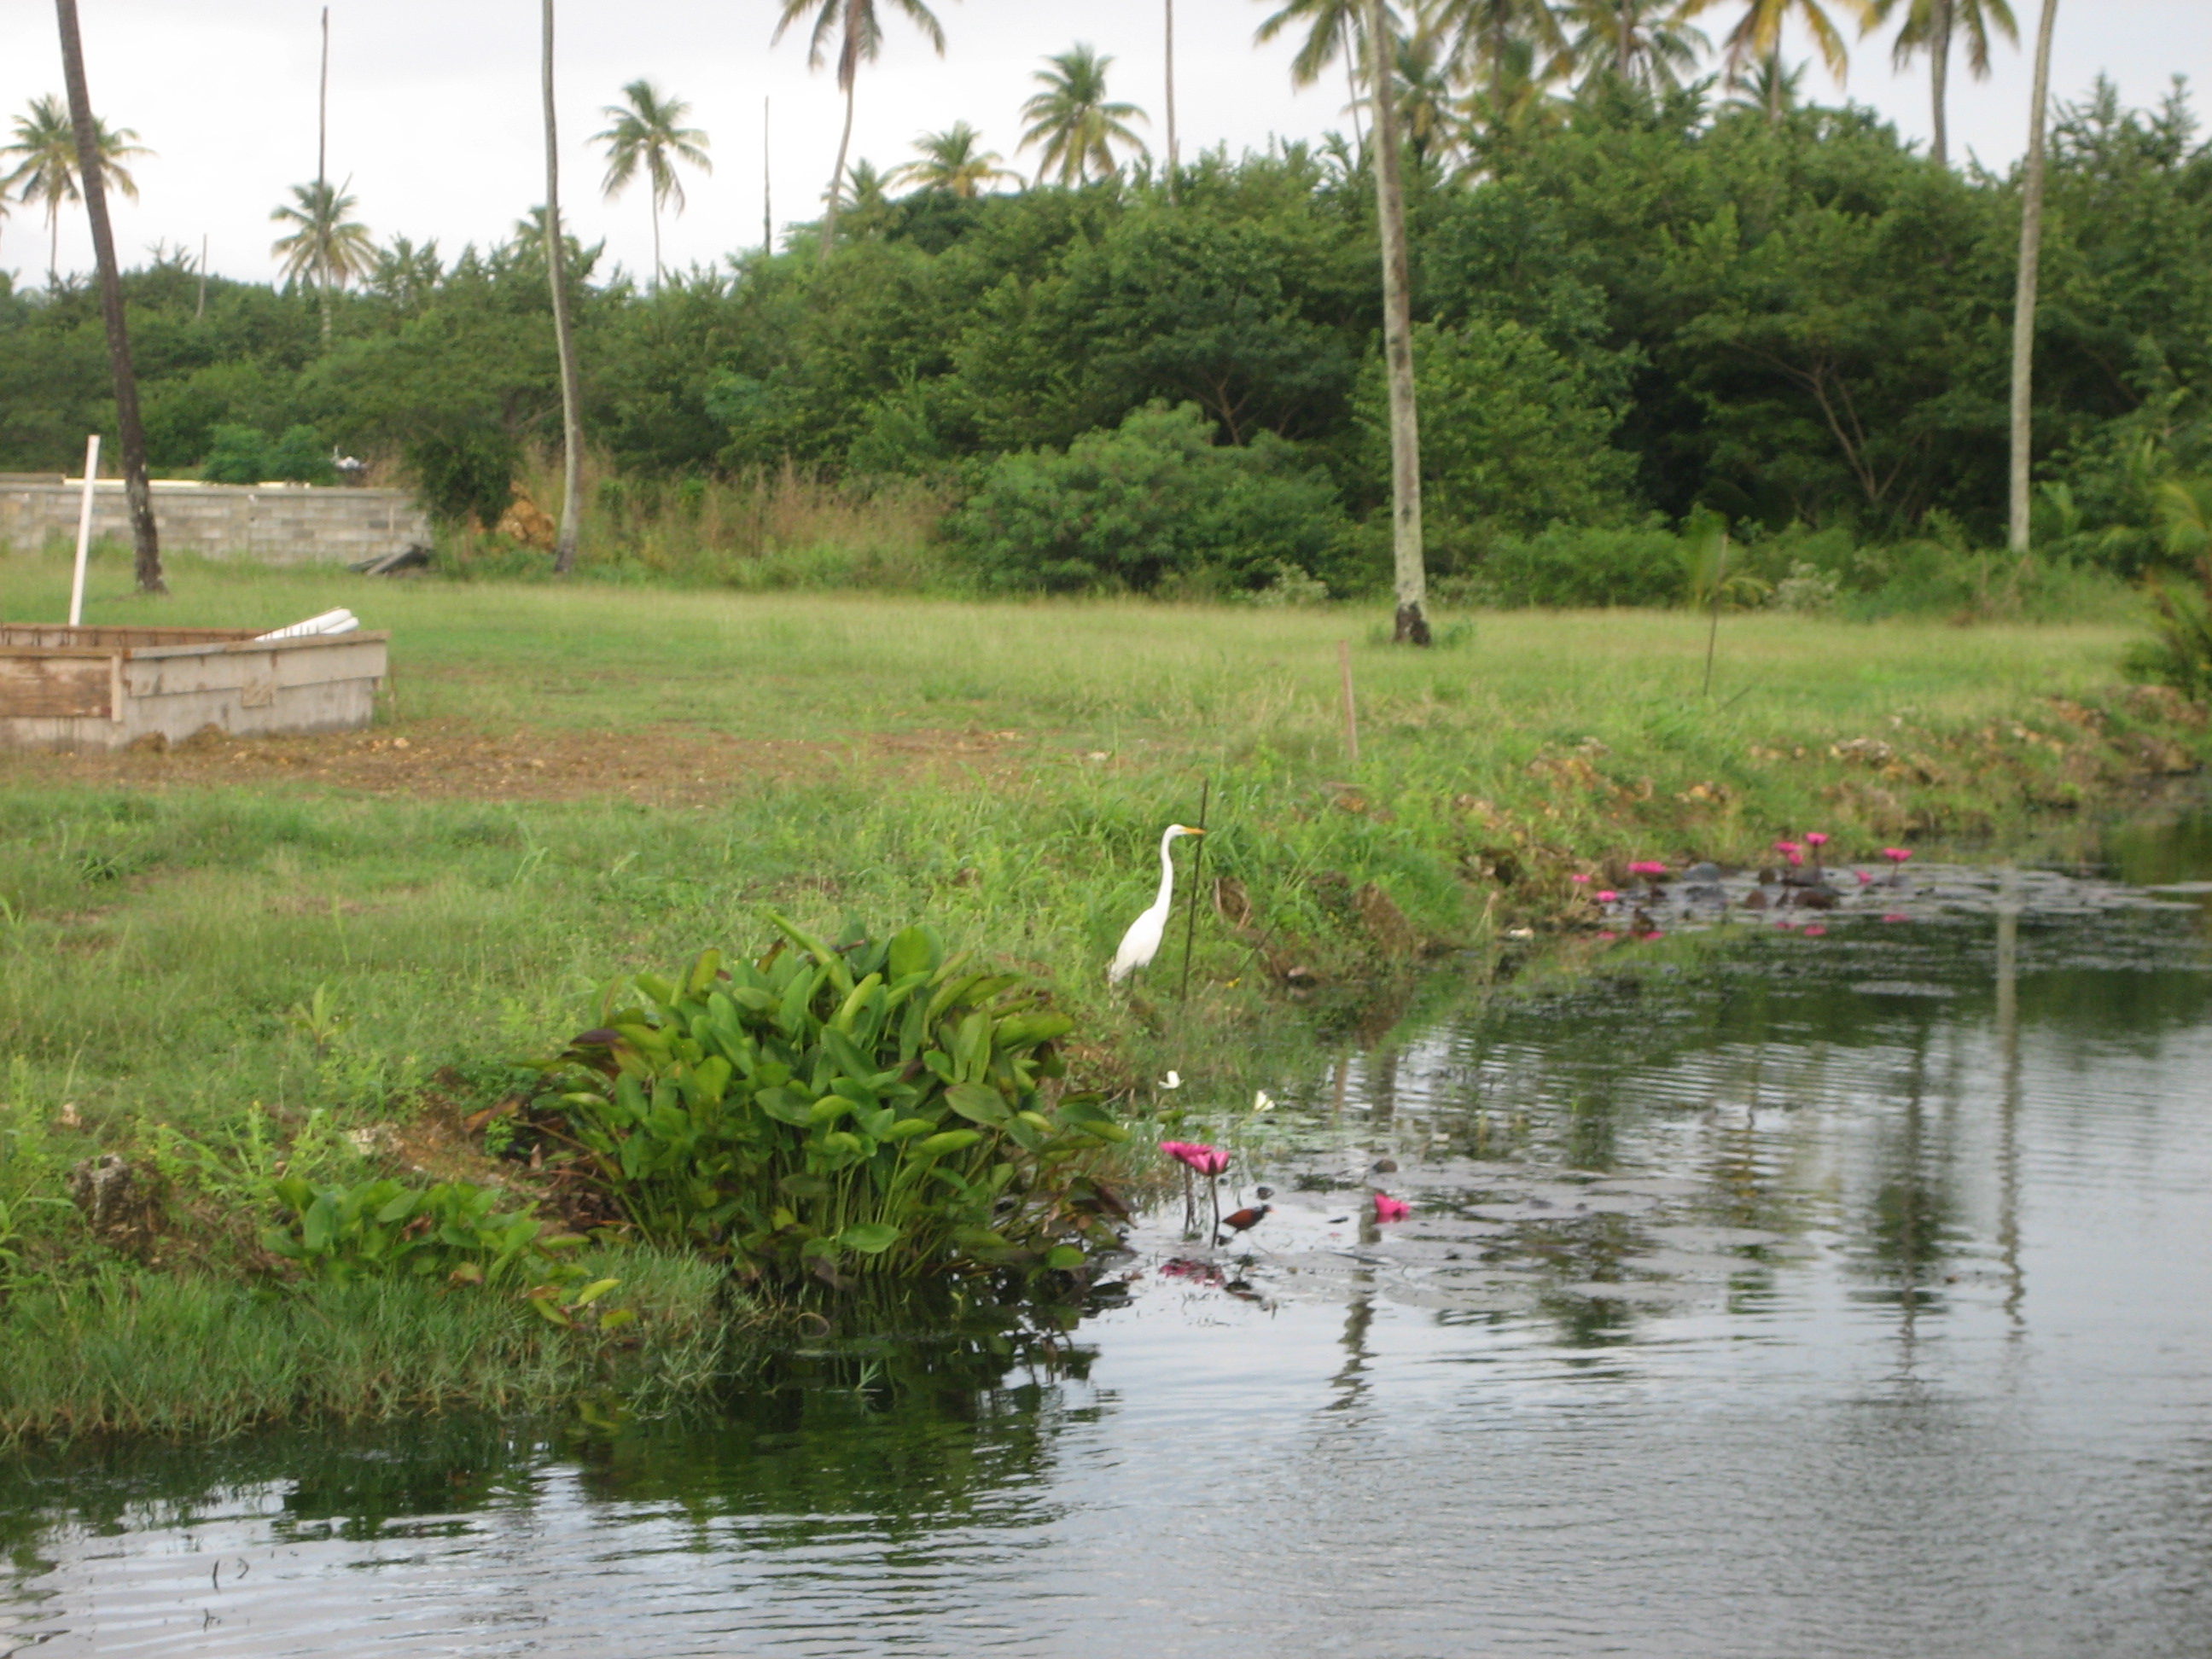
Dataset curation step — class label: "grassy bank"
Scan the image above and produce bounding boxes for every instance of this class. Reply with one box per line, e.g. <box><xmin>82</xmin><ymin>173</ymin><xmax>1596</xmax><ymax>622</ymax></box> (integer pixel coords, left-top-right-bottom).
<box><xmin>0</xmin><ymin>1251</ymin><xmax>738</xmax><ymax>1449</ymax></box>
<box><xmin>0</xmin><ymin>547</ymin><xmax>2203</xmax><ymax>1437</ymax></box>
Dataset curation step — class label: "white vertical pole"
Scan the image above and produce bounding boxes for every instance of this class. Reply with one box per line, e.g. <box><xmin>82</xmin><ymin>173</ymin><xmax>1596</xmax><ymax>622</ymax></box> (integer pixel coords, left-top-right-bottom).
<box><xmin>69</xmin><ymin>432</ymin><xmax>101</xmax><ymax>629</ymax></box>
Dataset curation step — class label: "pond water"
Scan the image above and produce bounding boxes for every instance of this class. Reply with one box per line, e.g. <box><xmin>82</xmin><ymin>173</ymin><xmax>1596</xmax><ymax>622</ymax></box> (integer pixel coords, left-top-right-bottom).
<box><xmin>6</xmin><ymin>813</ymin><xmax>2211</xmax><ymax>1657</ymax></box>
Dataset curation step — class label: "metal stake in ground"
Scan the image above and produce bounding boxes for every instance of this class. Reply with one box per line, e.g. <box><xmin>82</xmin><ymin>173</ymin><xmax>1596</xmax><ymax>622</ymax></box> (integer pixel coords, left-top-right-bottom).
<box><xmin>1179</xmin><ymin>776</ymin><xmax>1210</xmax><ymax>1001</ymax></box>
<box><xmin>1702</xmin><ymin>530</ymin><xmax>1729</xmax><ymax>699</ymax></box>
<box><xmin>1339</xmin><ymin>639</ymin><xmax>1360</xmax><ymax>765</ymax></box>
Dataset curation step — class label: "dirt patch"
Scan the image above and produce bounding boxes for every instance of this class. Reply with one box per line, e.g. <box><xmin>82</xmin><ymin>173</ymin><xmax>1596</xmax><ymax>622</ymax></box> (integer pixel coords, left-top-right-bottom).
<box><xmin>0</xmin><ymin>720</ymin><xmax>1048</xmax><ymax>806</ymax></box>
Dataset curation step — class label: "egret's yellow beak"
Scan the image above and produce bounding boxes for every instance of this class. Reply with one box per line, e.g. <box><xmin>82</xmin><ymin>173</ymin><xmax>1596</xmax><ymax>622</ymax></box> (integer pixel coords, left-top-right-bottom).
<box><xmin>1177</xmin><ymin>824</ymin><xmax>1207</xmax><ymax>836</ymax></box>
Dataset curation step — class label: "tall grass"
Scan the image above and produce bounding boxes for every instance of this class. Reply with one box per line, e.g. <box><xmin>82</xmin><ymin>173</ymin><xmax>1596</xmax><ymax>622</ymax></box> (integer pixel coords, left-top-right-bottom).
<box><xmin>0</xmin><ymin>1250</ymin><xmax>742</xmax><ymax>1447</ymax></box>
<box><xmin>441</xmin><ymin>453</ymin><xmax>953</xmax><ymax>591</ymax></box>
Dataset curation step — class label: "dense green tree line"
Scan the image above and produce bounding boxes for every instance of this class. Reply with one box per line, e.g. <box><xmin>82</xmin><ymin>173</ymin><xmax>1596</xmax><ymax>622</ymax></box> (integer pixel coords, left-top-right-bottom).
<box><xmin>2</xmin><ymin>75</ymin><xmax>2206</xmax><ymax>590</ymax></box>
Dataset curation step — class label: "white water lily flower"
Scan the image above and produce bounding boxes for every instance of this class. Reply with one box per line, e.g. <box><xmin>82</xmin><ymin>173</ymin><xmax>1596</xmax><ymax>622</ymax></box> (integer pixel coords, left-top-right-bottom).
<box><xmin>1253</xmin><ymin>1091</ymin><xmax>1275</xmax><ymax>1113</ymax></box>
<box><xmin>1158</xmin><ymin>1070</ymin><xmax>1181</xmax><ymax>1090</ymax></box>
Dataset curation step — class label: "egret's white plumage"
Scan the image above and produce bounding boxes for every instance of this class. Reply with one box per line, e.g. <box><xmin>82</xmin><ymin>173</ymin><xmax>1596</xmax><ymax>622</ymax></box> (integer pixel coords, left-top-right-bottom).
<box><xmin>1109</xmin><ymin>824</ymin><xmax>1205</xmax><ymax>985</ymax></box>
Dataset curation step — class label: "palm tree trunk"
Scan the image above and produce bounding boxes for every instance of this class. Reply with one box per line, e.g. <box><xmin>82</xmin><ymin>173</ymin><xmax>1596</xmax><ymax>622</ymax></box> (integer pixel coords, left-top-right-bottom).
<box><xmin>1164</xmin><ymin>0</ymin><xmax>1179</xmax><ymax>200</ymax></box>
<box><xmin>1930</xmin><ymin>0</ymin><xmax>1952</xmax><ymax>169</ymax></box>
<box><xmin>541</xmin><ymin>0</ymin><xmax>584</xmax><ymax>573</ymax></box>
<box><xmin>55</xmin><ymin>0</ymin><xmax>162</xmax><ymax>594</ymax></box>
<box><xmin>1343</xmin><ymin>18</ymin><xmax>1365</xmax><ymax>155</ymax></box>
<box><xmin>1618</xmin><ymin>1</ymin><xmax>1633</xmax><ymax>78</ymax></box>
<box><xmin>1365</xmin><ymin>0</ymin><xmax>1428</xmax><ymax>646</ymax></box>
<box><xmin>2007</xmin><ymin>0</ymin><xmax>2060</xmax><ymax>554</ymax></box>
<box><xmin>1767</xmin><ymin>44</ymin><xmax>1783</xmax><ymax>122</ymax></box>
<box><xmin>819</xmin><ymin>77</ymin><xmax>856</xmax><ymax>267</ymax></box>
<box><xmin>48</xmin><ymin>207</ymin><xmax>60</xmax><ymax>294</ymax></box>
<box><xmin>651</xmin><ymin>192</ymin><xmax>662</xmax><ymax>292</ymax></box>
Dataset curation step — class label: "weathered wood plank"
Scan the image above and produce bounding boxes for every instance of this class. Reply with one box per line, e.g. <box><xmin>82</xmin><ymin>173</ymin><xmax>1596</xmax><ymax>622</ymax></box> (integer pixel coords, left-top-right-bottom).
<box><xmin>0</xmin><ymin>654</ymin><xmax>113</xmax><ymax>719</ymax></box>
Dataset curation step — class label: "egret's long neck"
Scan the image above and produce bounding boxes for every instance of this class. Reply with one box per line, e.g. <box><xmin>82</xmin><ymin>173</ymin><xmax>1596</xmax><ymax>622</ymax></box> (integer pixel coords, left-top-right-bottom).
<box><xmin>1153</xmin><ymin>830</ymin><xmax>1179</xmax><ymax>913</ymax></box>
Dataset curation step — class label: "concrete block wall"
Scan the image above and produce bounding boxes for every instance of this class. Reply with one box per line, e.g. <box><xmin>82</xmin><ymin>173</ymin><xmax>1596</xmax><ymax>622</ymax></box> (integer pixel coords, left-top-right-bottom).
<box><xmin>0</xmin><ymin>480</ymin><xmax>432</xmax><ymax>566</ymax></box>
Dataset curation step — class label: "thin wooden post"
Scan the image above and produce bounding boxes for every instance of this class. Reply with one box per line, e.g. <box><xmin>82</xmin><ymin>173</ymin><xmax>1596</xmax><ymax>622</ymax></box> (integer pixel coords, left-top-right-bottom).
<box><xmin>1702</xmin><ymin>530</ymin><xmax>1728</xmax><ymax>699</ymax></box>
<box><xmin>69</xmin><ymin>433</ymin><xmax>100</xmax><ymax>627</ymax></box>
<box><xmin>1179</xmin><ymin>776</ymin><xmax>1209</xmax><ymax>1002</ymax></box>
<box><xmin>1338</xmin><ymin>639</ymin><xmax>1360</xmax><ymax>765</ymax></box>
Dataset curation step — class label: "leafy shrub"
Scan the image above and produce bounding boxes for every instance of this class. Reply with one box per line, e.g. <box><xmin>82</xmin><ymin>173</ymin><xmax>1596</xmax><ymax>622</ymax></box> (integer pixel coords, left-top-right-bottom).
<box><xmin>201</xmin><ymin>423</ymin><xmax>271</xmax><ymax>484</ymax></box>
<box><xmin>260</xmin><ymin>1175</ymin><xmax>586</xmax><ymax>1289</ymax></box>
<box><xmin>2127</xmin><ymin>555</ymin><xmax>2212</xmax><ymax>699</ymax></box>
<box><xmin>539</xmin><ymin>917</ymin><xmax>1128</xmax><ymax>1284</ymax></box>
<box><xmin>1453</xmin><ymin>523</ymin><xmax>1689</xmax><ymax>608</ymax></box>
<box><xmin>407</xmin><ymin>425</ymin><xmax>519</xmax><ymax>526</ymax></box>
<box><xmin>1359</xmin><ymin>320</ymin><xmax>1638</xmax><ymax>546</ymax></box>
<box><xmin>201</xmin><ymin>423</ymin><xmax>336</xmax><ymax>485</ymax></box>
<box><xmin>946</xmin><ymin>401</ymin><xmax>1355</xmax><ymax>594</ymax></box>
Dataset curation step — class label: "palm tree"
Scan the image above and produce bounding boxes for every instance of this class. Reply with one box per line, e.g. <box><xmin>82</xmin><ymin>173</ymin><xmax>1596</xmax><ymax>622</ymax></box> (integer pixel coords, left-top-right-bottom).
<box><xmin>541</xmin><ymin>0</ymin><xmax>585</xmax><ymax>573</ymax></box>
<box><xmin>773</xmin><ymin>0</ymin><xmax>950</xmax><ymax>266</ymax></box>
<box><xmin>1253</xmin><ymin>0</ymin><xmax>1394</xmax><ymax>149</ymax></box>
<box><xmin>1463</xmin><ymin>32</ymin><xmax>1571</xmax><ymax>146</ymax></box>
<box><xmin>593</xmin><ymin>79</ymin><xmax>710</xmax><ymax>288</ymax></box>
<box><xmin>2008</xmin><ymin>0</ymin><xmax>2058</xmax><ymax>552</ymax></box>
<box><xmin>1363</xmin><ymin>0</ymin><xmax>1429</xmax><ymax>644</ymax></box>
<box><xmin>269</xmin><ymin>178</ymin><xmax>374</xmax><ymax>342</ymax></box>
<box><xmin>1393</xmin><ymin>8</ymin><xmax>1460</xmax><ymax>170</ymax></box>
<box><xmin>1</xmin><ymin>92</ymin><xmax>147</xmax><ymax>289</ymax></box>
<box><xmin>1443</xmin><ymin>0</ymin><xmax>1570</xmax><ymax>111</ymax></box>
<box><xmin>1721</xmin><ymin>49</ymin><xmax>1806</xmax><ymax>113</ymax></box>
<box><xmin>1686</xmin><ymin>0</ymin><xmax>1876</xmax><ymax>118</ymax></box>
<box><xmin>51</xmin><ymin>1</ymin><xmax>160</xmax><ymax>593</ymax></box>
<box><xmin>1019</xmin><ymin>44</ymin><xmax>1149</xmax><ymax>186</ymax></box>
<box><xmin>894</xmin><ymin>122</ymin><xmax>1021</xmax><ymax>195</ymax></box>
<box><xmin>1557</xmin><ymin>0</ymin><xmax>1709</xmax><ymax>91</ymax></box>
<box><xmin>1865</xmin><ymin>0</ymin><xmax>2017</xmax><ymax>168</ymax></box>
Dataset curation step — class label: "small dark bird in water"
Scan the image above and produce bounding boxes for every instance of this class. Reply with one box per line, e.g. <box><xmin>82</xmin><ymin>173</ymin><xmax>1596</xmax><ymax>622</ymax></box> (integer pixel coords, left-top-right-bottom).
<box><xmin>1254</xmin><ymin>1185</ymin><xmax>1274</xmax><ymax>1200</ymax></box>
<box><xmin>1218</xmin><ymin>1203</ymin><xmax>1272</xmax><ymax>1243</ymax></box>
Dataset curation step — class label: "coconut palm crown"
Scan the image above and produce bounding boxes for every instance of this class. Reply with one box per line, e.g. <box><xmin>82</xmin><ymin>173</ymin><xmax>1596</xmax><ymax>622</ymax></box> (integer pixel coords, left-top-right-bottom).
<box><xmin>1</xmin><ymin>93</ymin><xmax>148</xmax><ymax>288</ymax></box>
<box><xmin>271</xmin><ymin>179</ymin><xmax>374</xmax><ymax>341</ymax></box>
<box><xmin>773</xmin><ymin>0</ymin><xmax>951</xmax><ymax>263</ymax></box>
<box><xmin>593</xmin><ymin>79</ymin><xmax>711</xmax><ymax>287</ymax></box>
<box><xmin>895</xmin><ymin>122</ymin><xmax>1022</xmax><ymax>196</ymax></box>
<box><xmin>1019</xmin><ymin>44</ymin><xmax>1150</xmax><ymax>187</ymax></box>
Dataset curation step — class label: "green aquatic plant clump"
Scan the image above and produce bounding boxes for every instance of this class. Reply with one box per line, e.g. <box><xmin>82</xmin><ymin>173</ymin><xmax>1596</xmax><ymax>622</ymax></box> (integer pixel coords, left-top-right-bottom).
<box><xmin>260</xmin><ymin>1175</ymin><xmax>584</xmax><ymax>1288</ymax></box>
<box><xmin>542</xmin><ymin>915</ymin><xmax>1129</xmax><ymax>1284</ymax></box>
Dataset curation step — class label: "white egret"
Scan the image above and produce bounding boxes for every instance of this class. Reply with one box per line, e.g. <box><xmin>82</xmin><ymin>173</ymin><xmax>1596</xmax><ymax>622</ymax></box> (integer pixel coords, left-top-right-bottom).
<box><xmin>1108</xmin><ymin>824</ymin><xmax>1206</xmax><ymax>985</ymax></box>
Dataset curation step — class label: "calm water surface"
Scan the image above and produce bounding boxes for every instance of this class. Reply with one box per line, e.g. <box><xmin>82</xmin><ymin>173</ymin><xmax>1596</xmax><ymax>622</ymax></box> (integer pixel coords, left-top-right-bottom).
<box><xmin>6</xmin><ymin>816</ymin><xmax>2210</xmax><ymax>1657</ymax></box>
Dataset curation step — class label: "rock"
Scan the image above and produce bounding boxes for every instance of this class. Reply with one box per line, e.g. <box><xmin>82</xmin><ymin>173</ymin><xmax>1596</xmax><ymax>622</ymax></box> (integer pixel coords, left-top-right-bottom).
<box><xmin>495</xmin><ymin>492</ymin><xmax>558</xmax><ymax>552</ymax></box>
<box><xmin>68</xmin><ymin>1153</ymin><xmax>160</xmax><ymax>1260</ymax></box>
<box><xmin>1682</xmin><ymin>862</ymin><xmax>1723</xmax><ymax>884</ymax></box>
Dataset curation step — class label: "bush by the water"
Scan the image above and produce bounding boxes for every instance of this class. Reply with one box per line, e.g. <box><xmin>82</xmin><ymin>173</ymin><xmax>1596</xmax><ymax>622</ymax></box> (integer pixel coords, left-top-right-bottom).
<box><xmin>946</xmin><ymin>402</ymin><xmax>1357</xmax><ymax>594</ymax></box>
<box><xmin>536</xmin><ymin>916</ymin><xmax>1128</xmax><ymax>1283</ymax></box>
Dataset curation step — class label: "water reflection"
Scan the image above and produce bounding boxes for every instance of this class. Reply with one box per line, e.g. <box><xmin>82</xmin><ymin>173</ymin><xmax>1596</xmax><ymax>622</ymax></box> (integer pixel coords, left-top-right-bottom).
<box><xmin>3</xmin><ymin>812</ymin><xmax>2210</xmax><ymax>1656</ymax></box>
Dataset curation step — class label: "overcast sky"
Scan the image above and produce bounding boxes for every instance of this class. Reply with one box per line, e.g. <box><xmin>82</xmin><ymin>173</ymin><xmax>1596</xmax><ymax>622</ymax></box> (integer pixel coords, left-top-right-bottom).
<box><xmin>2</xmin><ymin>0</ymin><xmax>2205</xmax><ymax>290</ymax></box>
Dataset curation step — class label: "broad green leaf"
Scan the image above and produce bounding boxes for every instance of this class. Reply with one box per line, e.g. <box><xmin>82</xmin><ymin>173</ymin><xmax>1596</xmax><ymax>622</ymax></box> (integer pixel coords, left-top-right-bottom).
<box><xmin>1045</xmin><ymin>1245</ymin><xmax>1086</xmax><ymax>1271</ymax></box>
<box><xmin>887</xmin><ymin>923</ymin><xmax>941</xmax><ymax>981</ymax></box>
<box><xmin>944</xmin><ymin>1082</ymin><xmax>1010</xmax><ymax>1126</ymax></box>
<box><xmin>840</xmin><ymin>1222</ymin><xmax>901</xmax><ymax>1254</ymax></box>
<box><xmin>914</xmin><ymin>1129</ymin><xmax>982</xmax><ymax>1157</ymax></box>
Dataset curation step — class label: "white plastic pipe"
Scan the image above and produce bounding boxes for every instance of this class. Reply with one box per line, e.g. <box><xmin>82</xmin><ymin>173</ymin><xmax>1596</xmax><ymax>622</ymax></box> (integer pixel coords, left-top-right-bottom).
<box><xmin>254</xmin><ymin>608</ymin><xmax>360</xmax><ymax>642</ymax></box>
<box><xmin>68</xmin><ymin>433</ymin><xmax>100</xmax><ymax>628</ymax></box>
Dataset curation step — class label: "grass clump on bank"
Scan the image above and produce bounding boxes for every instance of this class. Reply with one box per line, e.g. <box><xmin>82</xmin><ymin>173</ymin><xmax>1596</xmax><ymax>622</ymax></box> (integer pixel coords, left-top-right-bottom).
<box><xmin>0</xmin><ymin>1250</ymin><xmax>736</xmax><ymax>1448</ymax></box>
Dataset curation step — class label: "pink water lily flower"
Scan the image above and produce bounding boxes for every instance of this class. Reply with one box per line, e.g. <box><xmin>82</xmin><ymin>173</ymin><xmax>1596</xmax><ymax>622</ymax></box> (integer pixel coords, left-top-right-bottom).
<box><xmin>1161</xmin><ymin>1141</ymin><xmax>1230</xmax><ymax>1177</ymax></box>
<box><xmin>1854</xmin><ymin>870</ymin><xmax>1874</xmax><ymax>886</ymax></box>
<box><xmin>1883</xmin><ymin>847</ymin><xmax>1914</xmax><ymax>864</ymax></box>
<box><xmin>1805</xmin><ymin>832</ymin><xmax>1830</xmax><ymax>848</ymax></box>
<box><xmin>1882</xmin><ymin>912</ymin><xmax>1909</xmax><ymax>923</ymax></box>
<box><xmin>1784</xmin><ymin>848</ymin><xmax>1805</xmax><ymax>867</ymax></box>
<box><xmin>1627</xmin><ymin>860</ymin><xmax>1668</xmax><ymax>877</ymax></box>
<box><xmin>1596</xmin><ymin>889</ymin><xmax>1619</xmax><ymax>904</ymax></box>
<box><xmin>1802</xmin><ymin>924</ymin><xmax>1828</xmax><ymax>936</ymax></box>
<box><xmin>1374</xmin><ymin>1193</ymin><xmax>1412</xmax><ymax>1223</ymax></box>
<box><xmin>1773</xmin><ymin>840</ymin><xmax>1801</xmax><ymax>856</ymax></box>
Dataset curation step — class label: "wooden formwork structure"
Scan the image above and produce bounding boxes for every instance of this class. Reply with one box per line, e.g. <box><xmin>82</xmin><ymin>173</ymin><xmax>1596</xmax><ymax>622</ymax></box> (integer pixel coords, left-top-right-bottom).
<box><xmin>0</xmin><ymin>626</ymin><xmax>388</xmax><ymax>752</ymax></box>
